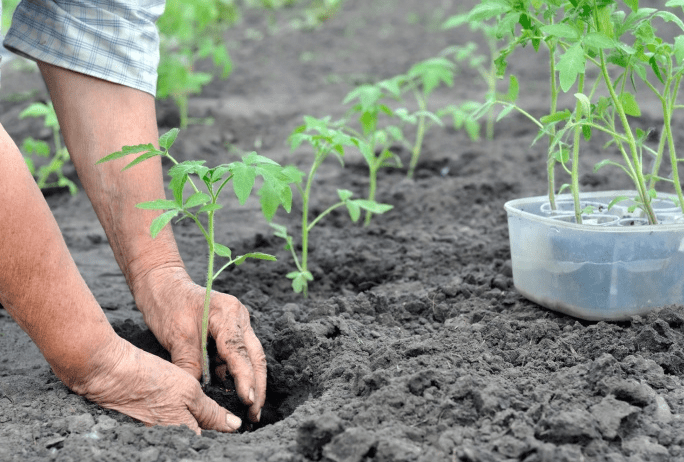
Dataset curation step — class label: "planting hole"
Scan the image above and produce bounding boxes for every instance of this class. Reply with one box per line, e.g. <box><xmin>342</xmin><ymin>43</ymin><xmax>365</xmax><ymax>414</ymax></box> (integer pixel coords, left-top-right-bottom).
<box><xmin>113</xmin><ymin>320</ymin><xmax>308</xmax><ymax>432</ymax></box>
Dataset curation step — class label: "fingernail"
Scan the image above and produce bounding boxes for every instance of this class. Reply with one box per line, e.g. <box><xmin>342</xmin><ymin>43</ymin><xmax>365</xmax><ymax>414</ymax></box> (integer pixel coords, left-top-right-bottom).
<box><xmin>256</xmin><ymin>410</ymin><xmax>262</xmax><ymax>422</ymax></box>
<box><xmin>226</xmin><ymin>414</ymin><xmax>242</xmax><ymax>430</ymax></box>
<box><xmin>248</xmin><ymin>388</ymin><xmax>255</xmax><ymax>404</ymax></box>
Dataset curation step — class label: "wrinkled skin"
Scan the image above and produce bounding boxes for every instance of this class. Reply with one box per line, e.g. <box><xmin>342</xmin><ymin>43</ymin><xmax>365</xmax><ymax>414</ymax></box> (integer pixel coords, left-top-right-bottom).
<box><xmin>0</xmin><ymin>62</ymin><xmax>265</xmax><ymax>434</ymax></box>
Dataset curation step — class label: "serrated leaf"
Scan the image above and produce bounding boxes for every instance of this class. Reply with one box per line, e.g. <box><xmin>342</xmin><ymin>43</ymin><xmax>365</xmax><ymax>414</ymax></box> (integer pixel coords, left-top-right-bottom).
<box><xmin>184</xmin><ymin>191</ymin><xmax>211</xmax><ymax>209</ymax></box>
<box><xmin>121</xmin><ymin>151</ymin><xmax>161</xmax><ymax>171</ymax></box>
<box><xmin>136</xmin><ymin>199</ymin><xmax>179</xmax><ymax>210</ymax></box>
<box><xmin>199</xmin><ymin>203</ymin><xmax>223</xmax><ymax>213</ymax></box>
<box><xmin>97</xmin><ymin>143</ymin><xmax>157</xmax><ymax>164</ymax></box>
<box><xmin>540</xmin><ymin>23</ymin><xmax>580</xmax><ymax>40</ymax></box>
<box><xmin>234</xmin><ymin>252</ymin><xmax>277</xmax><ymax>265</ymax></box>
<box><xmin>150</xmin><ymin>210</ymin><xmax>178</xmax><ymax>238</ymax></box>
<box><xmin>584</xmin><ymin>32</ymin><xmax>615</xmax><ymax>49</ymax></box>
<box><xmin>159</xmin><ymin>128</ymin><xmax>180</xmax><ymax>151</ymax></box>
<box><xmin>541</xmin><ymin>109</ymin><xmax>572</xmax><ymax>124</ymax></box>
<box><xmin>574</xmin><ymin>93</ymin><xmax>592</xmax><ymax>116</ymax></box>
<box><xmin>619</xmin><ymin>92</ymin><xmax>641</xmax><ymax>117</ymax></box>
<box><xmin>231</xmin><ymin>162</ymin><xmax>256</xmax><ymax>205</ymax></box>
<box><xmin>467</xmin><ymin>0</ymin><xmax>511</xmax><ymax>22</ymax></box>
<box><xmin>557</xmin><ymin>43</ymin><xmax>586</xmax><ymax>92</ymax></box>
<box><xmin>352</xmin><ymin>200</ymin><xmax>393</xmax><ymax>214</ymax></box>
<box><xmin>214</xmin><ymin>243</ymin><xmax>232</xmax><ymax>258</ymax></box>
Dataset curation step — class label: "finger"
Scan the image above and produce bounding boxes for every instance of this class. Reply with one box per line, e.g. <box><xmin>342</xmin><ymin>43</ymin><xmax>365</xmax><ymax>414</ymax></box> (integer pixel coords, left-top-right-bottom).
<box><xmin>187</xmin><ymin>382</ymin><xmax>242</xmax><ymax>433</ymax></box>
<box><xmin>169</xmin><ymin>340</ymin><xmax>203</xmax><ymax>381</ymax></box>
<box><xmin>212</xmin><ymin>320</ymin><xmax>257</xmax><ymax>407</ymax></box>
<box><xmin>244</xmin><ymin>329</ymin><xmax>267</xmax><ymax>422</ymax></box>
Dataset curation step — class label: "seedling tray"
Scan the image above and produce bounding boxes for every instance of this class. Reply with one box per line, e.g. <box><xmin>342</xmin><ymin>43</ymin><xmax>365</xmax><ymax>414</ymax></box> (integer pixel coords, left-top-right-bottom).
<box><xmin>504</xmin><ymin>191</ymin><xmax>684</xmax><ymax>320</ymax></box>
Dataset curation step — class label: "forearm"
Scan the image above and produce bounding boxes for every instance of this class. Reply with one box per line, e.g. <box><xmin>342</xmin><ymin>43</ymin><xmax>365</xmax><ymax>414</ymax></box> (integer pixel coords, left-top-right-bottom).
<box><xmin>37</xmin><ymin>62</ymin><xmax>187</xmax><ymax>296</ymax></box>
<box><xmin>0</xmin><ymin>124</ymin><xmax>117</xmax><ymax>386</ymax></box>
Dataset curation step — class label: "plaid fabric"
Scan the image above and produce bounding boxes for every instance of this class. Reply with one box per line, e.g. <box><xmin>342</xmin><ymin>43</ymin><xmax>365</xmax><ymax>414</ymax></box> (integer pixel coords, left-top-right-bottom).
<box><xmin>3</xmin><ymin>0</ymin><xmax>165</xmax><ymax>96</ymax></box>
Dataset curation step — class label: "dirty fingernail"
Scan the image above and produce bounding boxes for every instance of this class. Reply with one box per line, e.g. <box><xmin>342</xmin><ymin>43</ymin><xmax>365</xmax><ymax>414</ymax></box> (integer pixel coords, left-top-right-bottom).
<box><xmin>226</xmin><ymin>414</ymin><xmax>242</xmax><ymax>430</ymax></box>
<box><xmin>248</xmin><ymin>388</ymin><xmax>255</xmax><ymax>404</ymax></box>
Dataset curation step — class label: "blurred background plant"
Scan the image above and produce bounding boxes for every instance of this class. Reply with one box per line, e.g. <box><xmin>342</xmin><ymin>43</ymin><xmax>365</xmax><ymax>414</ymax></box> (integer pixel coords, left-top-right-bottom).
<box><xmin>19</xmin><ymin>102</ymin><xmax>77</xmax><ymax>195</ymax></box>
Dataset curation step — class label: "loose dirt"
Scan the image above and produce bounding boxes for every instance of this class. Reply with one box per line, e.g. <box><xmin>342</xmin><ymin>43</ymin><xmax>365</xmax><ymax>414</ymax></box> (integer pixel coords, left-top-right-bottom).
<box><xmin>3</xmin><ymin>1</ymin><xmax>684</xmax><ymax>461</ymax></box>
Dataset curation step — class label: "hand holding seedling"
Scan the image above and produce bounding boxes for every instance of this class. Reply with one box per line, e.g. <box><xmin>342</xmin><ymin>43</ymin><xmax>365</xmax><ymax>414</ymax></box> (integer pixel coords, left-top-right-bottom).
<box><xmin>2</xmin><ymin>63</ymin><xmax>269</xmax><ymax>432</ymax></box>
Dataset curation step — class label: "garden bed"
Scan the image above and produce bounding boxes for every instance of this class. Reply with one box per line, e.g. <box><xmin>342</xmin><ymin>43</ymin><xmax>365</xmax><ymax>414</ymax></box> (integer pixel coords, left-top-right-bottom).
<box><xmin>3</xmin><ymin>0</ymin><xmax>684</xmax><ymax>460</ymax></box>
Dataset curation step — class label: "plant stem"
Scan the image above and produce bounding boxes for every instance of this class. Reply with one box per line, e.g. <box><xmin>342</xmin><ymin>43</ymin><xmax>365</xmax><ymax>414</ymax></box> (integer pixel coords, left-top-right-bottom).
<box><xmin>407</xmin><ymin>91</ymin><xmax>427</xmax><ymax>179</ymax></box>
<box><xmin>599</xmin><ymin>50</ymin><xmax>657</xmax><ymax>224</ymax></box>
<box><xmin>571</xmin><ymin>73</ymin><xmax>585</xmax><ymax>224</ymax></box>
<box><xmin>364</xmin><ymin>164</ymin><xmax>378</xmax><ymax>226</ymax></box>
<box><xmin>547</xmin><ymin>41</ymin><xmax>559</xmax><ymax>210</ymax></box>
<box><xmin>300</xmin><ymin>154</ymin><xmax>324</xmax><ymax>297</ymax></box>
<box><xmin>200</xmin><ymin>206</ymin><xmax>215</xmax><ymax>388</ymax></box>
<box><xmin>662</xmin><ymin>86</ymin><xmax>684</xmax><ymax>213</ymax></box>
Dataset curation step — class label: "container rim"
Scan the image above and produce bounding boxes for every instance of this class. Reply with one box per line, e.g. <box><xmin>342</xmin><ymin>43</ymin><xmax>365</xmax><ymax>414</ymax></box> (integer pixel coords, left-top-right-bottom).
<box><xmin>504</xmin><ymin>190</ymin><xmax>684</xmax><ymax>233</ymax></box>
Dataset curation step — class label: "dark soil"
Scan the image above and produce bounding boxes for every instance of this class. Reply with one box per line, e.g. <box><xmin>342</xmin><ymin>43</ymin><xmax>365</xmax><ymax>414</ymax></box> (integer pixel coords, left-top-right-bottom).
<box><xmin>3</xmin><ymin>1</ymin><xmax>684</xmax><ymax>461</ymax></box>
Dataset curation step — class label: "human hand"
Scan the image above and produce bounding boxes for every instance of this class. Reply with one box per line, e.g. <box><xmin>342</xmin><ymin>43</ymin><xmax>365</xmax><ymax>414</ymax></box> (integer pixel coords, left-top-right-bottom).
<box><xmin>68</xmin><ymin>335</ymin><xmax>242</xmax><ymax>434</ymax></box>
<box><xmin>132</xmin><ymin>267</ymin><xmax>267</xmax><ymax>423</ymax></box>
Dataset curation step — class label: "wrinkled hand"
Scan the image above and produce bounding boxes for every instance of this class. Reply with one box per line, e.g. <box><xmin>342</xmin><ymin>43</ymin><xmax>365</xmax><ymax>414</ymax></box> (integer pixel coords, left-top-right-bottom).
<box><xmin>133</xmin><ymin>267</ymin><xmax>267</xmax><ymax>423</ymax></box>
<box><xmin>69</xmin><ymin>335</ymin><xmax>242</xmax><ymax>434</ymax></box>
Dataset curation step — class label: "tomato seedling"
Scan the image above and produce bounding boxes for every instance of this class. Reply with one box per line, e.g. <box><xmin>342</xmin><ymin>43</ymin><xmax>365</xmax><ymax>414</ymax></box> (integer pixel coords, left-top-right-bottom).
<box><xmin>19</xmin><ymin>102</ymin><xmax>78</xmax><ymax>195</ymax></box>
<box><xmin>471</xmin><ymin>0</ymin><xmax>684</xmax><ymax>224</ymax></box>
<box><xmin>157</xmin><ymin>0</ymin><xmax>236</xmax><ymax>129</ymax></box>
<box><xmin>272</xmin><ymin>116</ymin><xmax>393</xmax><ymax>296</ymax></box>
<box><xmin>98</xmin><ymin>128</ymin><xmax>297</xmax><ymax>387</ymax></box>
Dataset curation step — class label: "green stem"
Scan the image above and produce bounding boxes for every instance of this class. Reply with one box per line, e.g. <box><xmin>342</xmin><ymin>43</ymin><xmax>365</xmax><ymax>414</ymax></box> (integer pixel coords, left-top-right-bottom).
<box><xmin>547</xmin><ymin>41</ymin><xmax>559</xmax><ymax>210</ymax></box>
<box><xmin>662</xmin><ymin>88</ymin><xmax>684</xmax><ymax>213</ymax></box>
<box><xmin>300</xmin><ymin>154</ymin><xmax>325</xmax><ymax>297</ymax></box>
<box><xmin>486</xmin><ymin>39</ymin><xmax>497</xmax><ymax>141</ymax></box>
<box><xmin>307</xmin><ymin>202</ymin><xmax>346</xmax><ymax>231</ymax></box>
<box><xmin>364</xmin><ymin>164</ymin><xmax>378</xmax><ymax>226</ymax></box>
<box><xmin>571</xmin><ymin>73</ymin><xmax>585</xmax><ymax>224</ymax></box>
<box><xmin>201</xmin><ymin>207</ymin><xmax>215</xmax><ymax>388</ymax></box>
<box><xmin>599</xmin><ymin>50</ymin><xmax>656</xmax><ymax>224</ymax></box>
<box><xmin>407</xmin><ymin>91</ymin><xmax>427</xmax><ymax>179</ymax></box>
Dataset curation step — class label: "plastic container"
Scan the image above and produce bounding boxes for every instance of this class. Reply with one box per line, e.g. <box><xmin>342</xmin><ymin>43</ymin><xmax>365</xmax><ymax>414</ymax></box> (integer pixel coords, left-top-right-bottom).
<box><xmin>504</xmin><ymin>191</ymin><xmax>684</xmax><ymax>320</ymax></box>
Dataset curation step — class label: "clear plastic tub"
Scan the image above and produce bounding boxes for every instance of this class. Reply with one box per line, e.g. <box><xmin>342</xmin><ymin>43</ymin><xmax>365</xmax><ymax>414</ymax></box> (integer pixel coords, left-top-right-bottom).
<box><xmin>504</xmin><ymin>191</ymin><xmax>684</xmax><ymax>320</ymax></box>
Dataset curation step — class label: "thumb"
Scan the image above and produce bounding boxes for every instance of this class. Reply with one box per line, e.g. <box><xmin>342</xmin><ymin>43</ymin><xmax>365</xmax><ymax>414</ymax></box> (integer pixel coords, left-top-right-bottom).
<box><xmin>188</xmin><ymin>387</ymin><xmax>243</xmax><ymax>433</ymax></box>
<box><xmin>169</xmin><ymin>341</ymin><xmax>203</xmax><ymax>381</ymax></box>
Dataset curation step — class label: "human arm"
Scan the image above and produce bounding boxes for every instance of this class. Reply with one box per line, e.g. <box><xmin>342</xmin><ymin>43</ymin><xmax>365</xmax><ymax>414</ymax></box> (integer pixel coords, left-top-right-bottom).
<box><xmin>37</xmin><ymin>62</ymin><xmax>266</xmax><ymax>423</ymax></box>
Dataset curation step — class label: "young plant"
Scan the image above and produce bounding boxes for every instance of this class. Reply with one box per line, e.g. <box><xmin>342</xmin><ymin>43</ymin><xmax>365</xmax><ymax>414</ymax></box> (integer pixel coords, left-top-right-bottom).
<box><xmin>441</xmin><ymin>12</ymin><xmax>517</xmax><ymax>140</ymax></box>
<box><xmin>97</xmin><ymin>128</ymin><xmax>297</xmax><ymax>388</ymax></box>
<box><xmin>340</xmin><ymin>56</ymin><xmax>454</xmax><ymax>224</ymax></box>
<box><xmin>19</xmin><ymin>102</ymin><xmax>78</xmax><ymax>195</ymax></box>
<box><xmin>156</xmin><ymin>0</ymin><xmax>237</xmax><ymax>129</ymax></box>
<box><xmin>471</xmin><ymin>0</ymin><xmax>684</xmax><ymax>225</ymax></box>
<box><xmin>272</xmin><ymin>116</ymin><xmax>393</xmax><ymax>296</ymax></box>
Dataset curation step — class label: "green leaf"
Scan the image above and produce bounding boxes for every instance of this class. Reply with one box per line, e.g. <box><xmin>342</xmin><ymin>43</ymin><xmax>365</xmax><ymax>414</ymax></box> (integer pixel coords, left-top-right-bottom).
<box><xmin>619</xmin><ymin>92</ymin><xmax>641</xmax><ymax>117</ymax></box>
<box><xmin>159</xmin><ymin>128</ymin><xmax>180</xmax><ymax>151</ymax></box>
<box><xmin>624</xmin><ymin>0</ymin><xmax>638</xmax><ymax>12</ymax></box>
<box><xmin>541</xmin><ymin>109</ymin><xmax>572</xmax><ymax>124</ymax></box>
<box><xmin>199</xmin><ymin>203</ymin><xmax>223</xmax><ymax>213</ymax></box>
<box><xmin>271</xmin><ymin>223</ymin><xmax>289</xmax><ymax>240</ymax></box>
<box><xmin>184</xmin><ymin>191</ymin><xmax>211</xmax><ymax>209</ymax></box>
<box><xmin>136</xmin><ymin>199</ymin><xmax>179</xmax><ymax>210</ymax></box>
<box><xmin>231</xmin><ymin>162</ymin><xmax>256</xmax><ymax>205</ymax></box>
<box><xmin>557</xmin><ymin>43</ymin><xmax>586</xmax><ymax>92</ymax></box>
<box><xmin>149</xmin><ymin>210</ymin><xmax>178</xmax><ymax>238</ymax></box>
<box><xmin>582</xmin><ymin>124</ymin><xmax>592</xmax><ymax>141</ymax></box>
<box><xmin>287</xmin><ymin>271</ymin><xmax>313</xmax><ymax>294</ymax></box>
<box><xmin>467</xmin><ymin>0</ymin><xmax>511</xmax><ymax>22</ymax></box>
<box><xmin>574</xmin><ymin>93</ymin><xmax>591</xmax><ymax>116</ymax></box>
<box><xmin>345</xmin><ymin>201</ymin><xmax>361</xmax><ymax>222</ymax></box>
<box><xmin>169</xmin><ymin>173</ymin><xmax>188</xmax><ymax>206</ymax></box>
<box><xmin>408</xmin><ymin>57</ymin><xmax>455</xmax><ymax>96</ymax></box>
<box><xmin>214</xmin><ymin>243</ymin><xmax>232</xmax><ymax>258</ymax></box>
<box><xmin>337</xmin><ymin>189</ymin><xmax>353</xmax><ymax>201</ymax></box>
<box><xmin>352</xmin><ymin>200</ymin><xmax>393</xmax><ymax>214</ymax></box>
<box><xmin>583</xmin><ymin>32</ymin><xmax>615</xmax><ymax>49</ymax></box>
<box><xmin>234</xmin><ymin>252</ymin><xmax>277</xmax><ymax>265</ymax></box>
<box><xmin>607</xmin><ymin>195</ymin><xmax>630</xmax><ymax>210</ymax></box>
<box><xmin>540</xmin><ymin>23</ymin><xmax>580</xmax><ymax>40</ymax></box>
<box><xmin>97</xmin><ymin>143</ymin><xmax>157</xmax><ymax>164</ymax></box>
<box><xmin>121</xmin><ymin>151</ymin><xmax>162</xmax><ymax>171</ymax></box>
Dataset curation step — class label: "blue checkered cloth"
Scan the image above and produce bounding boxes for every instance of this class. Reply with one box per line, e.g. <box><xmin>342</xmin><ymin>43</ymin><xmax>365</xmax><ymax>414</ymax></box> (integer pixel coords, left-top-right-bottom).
<box><xmin>3</xmin><ymin>0</ymin><xmax>164</xmax><ymax>96</ymax></box>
